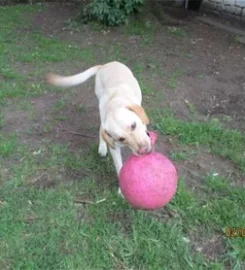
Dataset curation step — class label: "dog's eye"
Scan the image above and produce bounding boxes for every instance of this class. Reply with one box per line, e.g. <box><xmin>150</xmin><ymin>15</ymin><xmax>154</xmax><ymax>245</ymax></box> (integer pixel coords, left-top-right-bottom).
<box><xmin>131</xmin><ymin>122</ymin><xmax>136</xmax><ymax>131</ymax></box>
<box><xmin>119</xmin><ymin>137</ymin><xmax>125</xmax><ymax>142</ymax></box>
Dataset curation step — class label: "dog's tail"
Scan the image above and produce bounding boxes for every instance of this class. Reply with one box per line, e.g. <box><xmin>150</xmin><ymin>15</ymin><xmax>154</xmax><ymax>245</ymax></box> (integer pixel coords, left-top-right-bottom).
<box><xmin>47</xmin><ymin>65</ymin><xmax>101</xmax><ymax>88</ymax></box>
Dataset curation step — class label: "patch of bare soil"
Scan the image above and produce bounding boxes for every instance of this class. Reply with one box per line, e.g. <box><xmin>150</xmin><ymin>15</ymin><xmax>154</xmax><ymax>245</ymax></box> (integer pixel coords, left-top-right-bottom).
<box><xmin>31</xmin><ymin>3</ymin><xmax>245</xmax><ymax>133</ymax></box>
<box><xmin>190</xmin><ymin>231</ymin><xmax>226</xmax><ymax>262</ymax></box>
<box><xmin>176</xmin><ymin>149</ymin><xmax>243</xmax><ymax>188</ymax></box>
<box><xmin>3</xmin><ymin>82</ymin><xmax>99</xmax><ymax>147</ymax></box>
<box><xmin>33</xmin><ymin>2</ymin><xmax>78</xmax><ymax>37</ymax></box>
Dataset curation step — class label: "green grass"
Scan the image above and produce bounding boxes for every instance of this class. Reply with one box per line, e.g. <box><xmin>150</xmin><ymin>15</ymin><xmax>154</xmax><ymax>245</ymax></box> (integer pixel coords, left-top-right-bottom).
<box><xmin>0</xmin><ymin>66</ymin><xmax>24</xmax><ymax>80</ymax></box>
<box><xmin>165</xmin><ymin>69</ymin><xmax>185</xmax><ymax>90</ymax></box>
<box><xmin>0</xmin><ymin>4</ymin><xmax>245</xmax><ymax>270</ymax></box>
<box><xmin>101</xmin><ymin>44</ymin><xmax>125</xmax><ymax>63</ymax></box>
<box><xmin>203</xmin><ymin>175</ymin><xmax>245</xmax><ymax>265</ymax></box>
<box><xmin>55</xmin><ymin>98</ymin><xmax>67</xmax><ymax>110</ymax></box>
<box><xmin>15</xmin><ymin>33</ymin><xmax>94</xmax><ymax>64</ymax></box>
<box><xmin>1</xmin><ymin>140</ymin><xmax>244</xmax><ymax>269</ymax></box>
<box><xmin>75</xmin><ymin>104</ymin><xmax>87</xmax><ymax>113</ymax></box>
<box><xmin>139</xmin><ymin>79</ymin><xmax>154</xmax><ymax>95</ymax></box>
<box><xmin>167</xmin><ymin>26</ymin><xmax>186</xmax><ymax>37</ymax></box>
<box><xmin>132</xmin><ymin>63</ymin><xmax>156</xmax><ymax>96</ymax></box>
<box><xmin>0</xmin><ymin>81</ymin><xmax>49</xmax><ymax>101</ymax></box>
<box><xmin>171</xmin><ymin>177</ymin><xmax>245</xmax><ymax>267</ymax></box>
<box><xmin>0</xmin><ymin>113</ymin><xmax>4</xmax><ymax>128</ymax></box>
<box><xmin>0</xmin><ymin>134</ymin><xmax>16</xmax><ymax>157</ymax></box>
<box><xmin>185</xmin><ymin>99</ymin><xmax>196</xmax><ymax>114</ymax></box>
<box><xmin>153</xmin><ymin>112</ymin><xmax>245</xmax><ymax>173</ymax></box>
<box><xmin>0</xmin><ymin>181</ymin><xmax>202</xmax><ymax>269</ymax></box>
<box><xmin>170</xmin><ymin>149</ymin><xmax>196</xmax><ymax>161</ymax></box>
<box><xmin>125</xmin><ymin>19</ymin><xmax>156</xmax><ymax>45</ymax></box>
<box><xmin>0</xmin><ymin>5</ymin><xmax>95</xmax><ymax>102</ymax></box>
<box><xmin>133</xmin><ymin>62</ymin><xmax>145</xmax><ymax>74</ymax></box>
<box><xmin>0</xmin><ymin>5</ymin><xmax>39</xmax><ymax>31</ymax></box>
<box><xmin>126</xmin><ymin>19</ymin><xmax>154</xmax><ymax>35</ymax></box>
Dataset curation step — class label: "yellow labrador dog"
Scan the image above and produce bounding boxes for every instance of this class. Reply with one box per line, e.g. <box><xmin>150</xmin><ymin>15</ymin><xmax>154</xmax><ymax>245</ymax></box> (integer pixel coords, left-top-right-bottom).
<box><xmin>48</xmin><ymin>61</ymin><xmax>152</xmax><ymax>190</ymax></box>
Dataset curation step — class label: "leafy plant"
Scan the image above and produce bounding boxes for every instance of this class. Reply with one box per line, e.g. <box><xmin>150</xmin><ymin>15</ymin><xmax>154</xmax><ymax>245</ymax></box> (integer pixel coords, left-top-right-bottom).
<box><xmin>83</xmin><ymin>0</ymin><xmax>144</xmax><ymax>26</ymax></box>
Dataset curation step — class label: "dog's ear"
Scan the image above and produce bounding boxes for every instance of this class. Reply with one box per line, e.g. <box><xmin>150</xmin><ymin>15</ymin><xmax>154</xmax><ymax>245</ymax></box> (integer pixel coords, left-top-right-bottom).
<box><xmin>102</xmin><ymin>130</ymin><xmax>115</xmax><ymax>149</ymax></box>
<box><xmin>127</xmin><ymin>104</ymin><xmax>149</xmax><ymax>125</ymax></box>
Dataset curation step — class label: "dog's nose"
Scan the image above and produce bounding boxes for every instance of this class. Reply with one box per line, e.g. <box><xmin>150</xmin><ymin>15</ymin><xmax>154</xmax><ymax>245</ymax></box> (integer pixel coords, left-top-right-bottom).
<box><xmin>137</xmin><ymin>146</ymin><xmax>149</xmax><ymax>155</ymax></box>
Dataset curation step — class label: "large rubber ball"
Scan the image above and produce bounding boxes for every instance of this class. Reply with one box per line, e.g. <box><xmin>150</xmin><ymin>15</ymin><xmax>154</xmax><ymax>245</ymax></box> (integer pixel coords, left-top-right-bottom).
<box><xmin>119</xmin><ymin>152</ymin><xmax>178</xmax><ymax>210</ymax></box>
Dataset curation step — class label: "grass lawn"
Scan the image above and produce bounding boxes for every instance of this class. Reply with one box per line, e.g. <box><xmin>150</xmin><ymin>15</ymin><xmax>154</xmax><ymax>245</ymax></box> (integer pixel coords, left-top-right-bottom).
<box><xmin>0</xmin><ymin>3</ymin><xmax>245</xmax><ymax>270</ymax></box>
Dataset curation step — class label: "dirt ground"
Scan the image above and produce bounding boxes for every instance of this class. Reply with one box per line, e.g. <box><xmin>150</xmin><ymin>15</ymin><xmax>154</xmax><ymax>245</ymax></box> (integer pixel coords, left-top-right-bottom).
<box><xmin>34</xmin><ymin>2</ymin><xmax>245</xmax><ymax>126</ymax></box>
<box><xmin>4</xmin><ymin>2</ymin><xmax>245</xmax><ymax>183</ymax></box>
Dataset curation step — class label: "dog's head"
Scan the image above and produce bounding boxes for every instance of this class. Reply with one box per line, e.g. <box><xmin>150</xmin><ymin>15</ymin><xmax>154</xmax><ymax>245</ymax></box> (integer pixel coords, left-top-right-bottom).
<box><xmin>102</xmin><ymin>104</ymin><xmax>152</xmax><ymax>155</ymax></box>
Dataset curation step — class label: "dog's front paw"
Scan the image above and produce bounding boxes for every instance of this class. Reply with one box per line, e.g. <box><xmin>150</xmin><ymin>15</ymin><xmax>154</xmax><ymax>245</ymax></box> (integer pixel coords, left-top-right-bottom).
<box><xmin>118</xmin><ymin>188</ymin><xmax>124</xmax><ymax>199</ymax></box>
<box><xmin>98</xmin><ymin>142</ymin><xmax>108</xmax><ymax>157</ymax></box>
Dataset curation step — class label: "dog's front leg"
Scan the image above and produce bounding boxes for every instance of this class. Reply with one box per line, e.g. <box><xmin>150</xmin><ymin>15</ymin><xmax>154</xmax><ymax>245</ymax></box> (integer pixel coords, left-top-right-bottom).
<box><xmin>109</xmin><ymin>146</ymin><xmax>124</xmax><ymax>196</ymax></box>
<box><xmin>98</xmin><ymin>126</ymin><xmax>108</xmax><ymax>157</ymax></box>
<box><xmin>109</xmin><ymin>146</ymin><xmax>122</xmax><ymax>175</ymax></box>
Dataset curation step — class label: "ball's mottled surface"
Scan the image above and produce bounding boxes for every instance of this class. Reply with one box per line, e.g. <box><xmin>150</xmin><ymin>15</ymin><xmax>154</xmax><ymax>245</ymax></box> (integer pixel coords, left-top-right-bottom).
<box><xmin>119</xmin><ymin>151</ymin><xmax>177</xmax><ymax>210</ymax></box>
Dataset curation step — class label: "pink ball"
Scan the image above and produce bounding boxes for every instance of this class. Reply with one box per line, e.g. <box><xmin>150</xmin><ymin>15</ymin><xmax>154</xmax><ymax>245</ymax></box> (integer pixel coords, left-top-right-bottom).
<box><xmin>119</xmin><ymin>152</ymin><xmax>178</xmax><ymax>210</ymax></box>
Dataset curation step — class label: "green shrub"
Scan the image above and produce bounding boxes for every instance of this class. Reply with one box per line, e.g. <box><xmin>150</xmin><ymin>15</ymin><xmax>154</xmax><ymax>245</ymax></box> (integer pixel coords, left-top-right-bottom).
<box><xmin>0</xmin><ymin>0</ymin><xmax>68</xmax><ymax>5</ymax></box>
<box><xmin>83</xmin><ymin>0</ymin><xmax>144</xmax><ymax>26</ymax></box>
